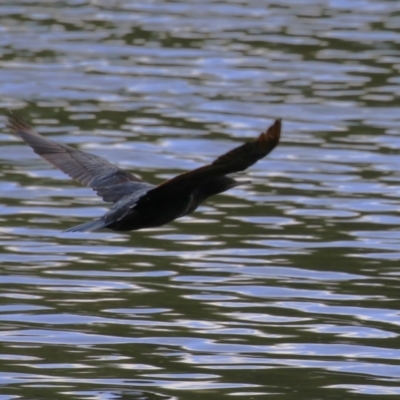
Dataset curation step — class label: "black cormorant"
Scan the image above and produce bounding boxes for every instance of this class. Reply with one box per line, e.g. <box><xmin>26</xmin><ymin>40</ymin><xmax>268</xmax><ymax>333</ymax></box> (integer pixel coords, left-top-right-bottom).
<box><xmin>7</xmin><ymin>115</ymin><xmax>281</xmax><ymax>232</ymax></box>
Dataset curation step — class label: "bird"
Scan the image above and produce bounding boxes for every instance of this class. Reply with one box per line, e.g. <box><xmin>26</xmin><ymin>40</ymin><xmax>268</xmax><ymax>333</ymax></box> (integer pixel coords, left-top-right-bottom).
<box><xmin>6</xmin><ymin>114</ymin><xmax>281</xmax><ymax>232</ymax></box>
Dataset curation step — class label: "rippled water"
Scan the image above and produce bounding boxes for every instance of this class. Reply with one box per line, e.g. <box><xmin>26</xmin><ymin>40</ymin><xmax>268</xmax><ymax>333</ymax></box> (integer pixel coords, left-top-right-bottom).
<box><xmin>1</xmin><ymin>1</ymin><xmax>400</xmax><ymax>399</ymax></box>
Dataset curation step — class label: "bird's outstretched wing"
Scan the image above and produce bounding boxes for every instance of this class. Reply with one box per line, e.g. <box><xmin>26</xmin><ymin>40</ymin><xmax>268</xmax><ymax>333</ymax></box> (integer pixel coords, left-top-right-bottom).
<box><xmin>139</xmin><ymin>119</ymin><xmax>281</xmax><ymax>202</ymax></box>
<box><xmin>7</xmin><ymin>114</ymin><xmax>141</xmax><ymax>198</ymax></box>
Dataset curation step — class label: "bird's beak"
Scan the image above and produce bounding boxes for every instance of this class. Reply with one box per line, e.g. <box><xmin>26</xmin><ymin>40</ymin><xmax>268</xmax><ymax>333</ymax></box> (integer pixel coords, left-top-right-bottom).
<box><xmin>231</xmin><ymin>179</ymin><xmax>252</xmax><ymax>188</ymax></box>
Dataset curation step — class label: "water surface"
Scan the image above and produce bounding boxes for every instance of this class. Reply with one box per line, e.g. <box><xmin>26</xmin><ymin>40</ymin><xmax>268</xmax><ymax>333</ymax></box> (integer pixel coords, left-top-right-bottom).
<box><xmin>1</xmin><ymin>1</ymin><xmax>400</xmax><ymax>399</ymax></box>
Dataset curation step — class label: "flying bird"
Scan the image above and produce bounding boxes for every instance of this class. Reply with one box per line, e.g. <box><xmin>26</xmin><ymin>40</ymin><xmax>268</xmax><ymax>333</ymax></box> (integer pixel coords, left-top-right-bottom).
<box><xmin>6</xmin><ymin>115</ymin><xmax>281</xmax><ymax>232</ymax></box>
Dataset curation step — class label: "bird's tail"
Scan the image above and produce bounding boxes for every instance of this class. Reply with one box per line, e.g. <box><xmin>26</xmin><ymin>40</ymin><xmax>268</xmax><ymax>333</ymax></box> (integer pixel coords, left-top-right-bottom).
<box><xmin>64</xmin><ymin>218</ymin><xmax>108</xmax><ymax>233</ymax></box>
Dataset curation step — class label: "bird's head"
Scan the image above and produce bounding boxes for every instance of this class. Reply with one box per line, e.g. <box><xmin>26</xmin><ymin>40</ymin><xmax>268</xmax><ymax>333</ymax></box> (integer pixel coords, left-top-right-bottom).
<box><xmin>193</xmin><ymin>176</ymin><xmax>250</xmax><ymax>203</ymax></box>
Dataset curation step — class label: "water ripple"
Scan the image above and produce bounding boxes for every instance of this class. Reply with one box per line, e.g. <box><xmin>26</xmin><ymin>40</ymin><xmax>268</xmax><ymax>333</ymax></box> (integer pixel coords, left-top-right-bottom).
<box><xmin>1</xmin><ymin>1</ymin><xmax>400</xmax><ymax>399</ymax></box>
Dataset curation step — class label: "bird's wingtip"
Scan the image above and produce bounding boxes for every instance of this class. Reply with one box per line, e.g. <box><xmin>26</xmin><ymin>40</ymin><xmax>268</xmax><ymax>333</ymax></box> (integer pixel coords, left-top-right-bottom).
<box><xmin>257</xmin><ymin>118</ymin><xmax>282</xmax><ymax>148</ymax></box>
<box><xmin>6</xmin><ymin>112</ymin><xmax>31</xmax><ymax>133</ymax></box>
<box><xmin>272</xmin><ymin>118</ymin><xmax>282</xmax><ymax>134</ymax></box>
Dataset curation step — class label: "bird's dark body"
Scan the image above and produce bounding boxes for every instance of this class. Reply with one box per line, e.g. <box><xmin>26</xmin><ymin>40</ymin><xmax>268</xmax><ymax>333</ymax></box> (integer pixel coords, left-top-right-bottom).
<box><xmin>104</xmin><ymin>183</ymin><xmax>190</xmax><ymax>231</ymax></box>
<box><xmin>92</xmin><ymin>175</ymin><xmax>239</xmax><ymax>231</ymax></box>
<box><xmin>6</xmin><ymin>115</ymin><xmax>281</xmax><ymax>233</ymax></box>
